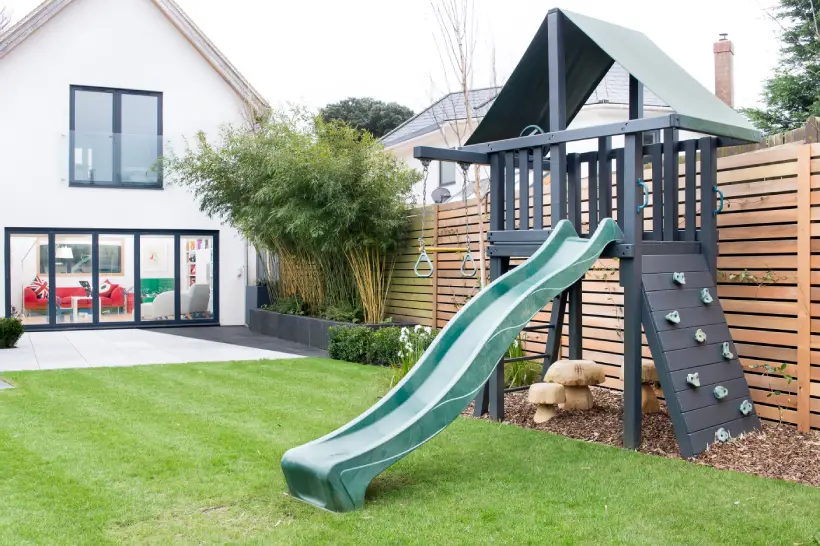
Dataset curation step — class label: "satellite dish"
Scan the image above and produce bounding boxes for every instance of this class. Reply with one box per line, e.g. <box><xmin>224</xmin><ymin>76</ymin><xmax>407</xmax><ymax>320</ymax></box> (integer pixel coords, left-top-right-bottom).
<box><xmin>431</xmin><ymin>186</ymin><xmax>451</xmax><ymax>204</ymax></box>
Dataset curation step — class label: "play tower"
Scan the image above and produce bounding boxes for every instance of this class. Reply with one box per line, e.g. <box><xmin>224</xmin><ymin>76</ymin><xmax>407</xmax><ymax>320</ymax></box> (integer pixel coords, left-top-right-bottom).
<box><xmin>281</xmin><ymin>8</ymin><xmax>764</xmax><ymax>513</ymax></box>
<box><xmin>413</xmin><ymin>8</ymin><xmax>762</xmax><ymax>457</ymax></box>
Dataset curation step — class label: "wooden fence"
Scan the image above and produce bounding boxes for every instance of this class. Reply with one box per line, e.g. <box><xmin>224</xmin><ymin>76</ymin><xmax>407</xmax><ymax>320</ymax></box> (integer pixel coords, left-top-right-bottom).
<box><xmin>387</xmin><ymin>141</ymin><xmax>820</xmax><ymax>432</ymax></box>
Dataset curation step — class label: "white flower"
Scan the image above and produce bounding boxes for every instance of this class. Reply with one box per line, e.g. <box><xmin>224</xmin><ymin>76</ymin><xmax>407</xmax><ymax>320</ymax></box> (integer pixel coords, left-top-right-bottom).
<box><xmin>513</xmin><ymin>339</ymin><xmax>520</xmax><ymax>348</ymax></box>
<box><xmin>424</xmin><ymin>326</ymin><xmax>432</xmax><ymax>335</ymax></box>
<box><xmin>414</xmin><ymin>324</ymin><xmax>422</xmax><ymax>332</ymax></box>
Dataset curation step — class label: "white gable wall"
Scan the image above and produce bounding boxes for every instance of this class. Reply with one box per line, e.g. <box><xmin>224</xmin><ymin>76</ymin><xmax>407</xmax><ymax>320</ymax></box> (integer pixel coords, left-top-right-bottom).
<box><xmin>0</xmin><ymin>0</ymin><xmax>250</xmax><ymax>325</ymax></box>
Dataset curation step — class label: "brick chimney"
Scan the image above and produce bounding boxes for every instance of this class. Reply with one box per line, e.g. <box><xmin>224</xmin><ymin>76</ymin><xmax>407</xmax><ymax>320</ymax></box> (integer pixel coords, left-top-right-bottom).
<box><xmin>714</xmin><ymin>33</ymin><xmax>734</xmax><ymax>107</ymax></box>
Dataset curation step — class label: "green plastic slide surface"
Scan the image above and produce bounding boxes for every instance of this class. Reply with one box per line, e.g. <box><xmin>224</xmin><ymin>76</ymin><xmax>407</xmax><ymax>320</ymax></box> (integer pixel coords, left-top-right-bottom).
<box><xmin>281</xmin><ymin>219</ymin><xmax>622</xmax><ymax>512</ymax></box>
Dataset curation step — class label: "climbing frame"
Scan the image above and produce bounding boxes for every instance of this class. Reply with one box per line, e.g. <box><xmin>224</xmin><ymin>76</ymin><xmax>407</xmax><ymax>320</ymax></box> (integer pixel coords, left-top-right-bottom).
<box><xmin>641</xmin><ymin>253</ymin><xmax>761</xmax><ymax>458</ymax></box>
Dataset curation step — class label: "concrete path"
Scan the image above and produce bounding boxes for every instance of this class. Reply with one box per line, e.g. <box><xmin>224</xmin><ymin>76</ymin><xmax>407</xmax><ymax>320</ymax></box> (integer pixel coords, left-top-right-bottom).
<box><xmin>0</xmin><ymin>329</ymin><xmax>301</xmax><ymax>372</ymax></box>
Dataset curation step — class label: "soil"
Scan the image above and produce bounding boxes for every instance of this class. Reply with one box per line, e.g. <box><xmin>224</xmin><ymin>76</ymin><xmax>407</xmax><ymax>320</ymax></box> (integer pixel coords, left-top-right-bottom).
<box><xmin>462</xmin><ymin>386</ymin><xmax>820</xmax><ymax>487</ymax></box>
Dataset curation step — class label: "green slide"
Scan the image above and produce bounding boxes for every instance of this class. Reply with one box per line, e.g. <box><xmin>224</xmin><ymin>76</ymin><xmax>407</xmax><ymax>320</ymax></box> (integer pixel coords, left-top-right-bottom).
<box><xmin>281</xmin><ymin>219</ymin><xmax>622</xmax><ymax>512</ymax></box>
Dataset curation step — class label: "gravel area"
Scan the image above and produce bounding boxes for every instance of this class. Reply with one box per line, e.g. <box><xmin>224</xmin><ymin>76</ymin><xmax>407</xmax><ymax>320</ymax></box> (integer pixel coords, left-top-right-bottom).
<box><xmin>463</xmin><ymin>386</ymin><xmax>820</xmax><ymax>487</ymax></box>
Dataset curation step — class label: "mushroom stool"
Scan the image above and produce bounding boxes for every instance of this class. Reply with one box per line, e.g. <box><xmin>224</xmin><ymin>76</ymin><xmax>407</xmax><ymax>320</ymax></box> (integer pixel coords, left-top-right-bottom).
<box><xmin>544</xmin><ymin>360</ymin><xmax>605</xmax><ymax>410</ymax></box>
<box><xmin>527</xmin><ymin>383</ymin><xmax>565</xmax><ymax>423</ymax></box>
<box><xmin>620</xmin><ymin>362</ymin><xmax>661</xmax><ymax>413</ymax></box>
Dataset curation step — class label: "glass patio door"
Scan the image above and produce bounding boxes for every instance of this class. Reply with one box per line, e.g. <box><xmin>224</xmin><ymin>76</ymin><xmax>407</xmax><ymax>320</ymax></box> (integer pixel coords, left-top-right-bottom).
<box><xmin>53</xmin><ymin>234</ymin><xmax>94</xmax><ymax>325</ymax></box>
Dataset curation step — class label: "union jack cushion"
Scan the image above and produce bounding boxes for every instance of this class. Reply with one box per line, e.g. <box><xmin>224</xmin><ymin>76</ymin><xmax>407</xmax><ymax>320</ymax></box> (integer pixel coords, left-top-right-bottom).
<box><xmin>29</xmin><ymin>276</ymin><xmax>49</xmax><ymax>299</ymax></box>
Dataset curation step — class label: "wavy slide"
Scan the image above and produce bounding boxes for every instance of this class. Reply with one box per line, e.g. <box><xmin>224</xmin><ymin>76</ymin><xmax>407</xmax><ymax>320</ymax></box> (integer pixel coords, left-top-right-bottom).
<box><xmin>281</xmin><ymin>219</ymin><xmax>623</xmax><ymax>512</ymax></box>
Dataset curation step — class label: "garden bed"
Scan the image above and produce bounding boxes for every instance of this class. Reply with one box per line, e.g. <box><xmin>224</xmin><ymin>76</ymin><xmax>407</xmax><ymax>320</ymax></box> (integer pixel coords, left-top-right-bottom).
<box><xmin>464</xmin><ymin>387</ymin><xmax>820</xmax><ymax>487</ymax></box>
<box><xmin>248</xmin><ymin>308</ymin><xmax>411</xmax><ymax>350</ymax></box>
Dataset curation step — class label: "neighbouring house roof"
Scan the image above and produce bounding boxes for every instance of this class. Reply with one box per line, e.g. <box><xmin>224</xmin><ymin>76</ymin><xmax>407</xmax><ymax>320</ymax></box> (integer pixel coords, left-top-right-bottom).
<box><xmin>381</xmin><ymin>64</ymin><xmax>667</xmax><ymax>148</ymax></box>
<box><xmin>467</xmin><ymin>8</ymin><xmax>760</xmax><ymax>145</ymax></box>
<box><xmin>0</xmin><ymin>0</ymin><xmax>269</xmax><ymax>112</ymax></box>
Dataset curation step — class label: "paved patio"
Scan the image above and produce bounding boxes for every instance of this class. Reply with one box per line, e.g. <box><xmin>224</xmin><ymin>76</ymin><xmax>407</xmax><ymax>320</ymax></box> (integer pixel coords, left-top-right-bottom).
<box><xmin>0</xmin><ymin>328</ymin><xmax>302</xmax><ymax>372</ymax></box>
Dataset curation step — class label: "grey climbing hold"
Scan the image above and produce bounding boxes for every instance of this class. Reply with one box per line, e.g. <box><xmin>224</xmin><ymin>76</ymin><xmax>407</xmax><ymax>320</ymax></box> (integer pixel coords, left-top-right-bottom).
<box><xmin>665</xmin><ymin>311</ymin><xmax>681</xmax><ymax>324</ymax></box>
<box><xmin>722</xmin><ymin>342</ymin><xmax>734</xmax><ymax>360</ymax></box>
<box><xmin>672</xmin><ymin>272</ymin><xmax>686</xmax><ymax>285</ymax></box>
<box><xmin>694</xmin><ymin>329</ymin><xmax>707</xmax><ymax>343</ymax></box>
<box><xmin>700</xmin><ymin>288</ymin><xmax>713</xmax><ymax>304</ymax></box>
<box><xmin>713</xmin><ymin>385</ymin><xmax>729</xmax><ymax>399</ymax></box>
<box><xmin>716</xmin><ymin>428</ymin><xmax>730</xmax><ymax>442</ymax></box>
<box><xmin>686</xmin><ymin>373</ymin><xmax>700</xmax><ymax>387</ymax></box>
<box><xmin>739</xmin><ymin>400</ymin><xmax>753</xmax><ymax>416</ymax></box>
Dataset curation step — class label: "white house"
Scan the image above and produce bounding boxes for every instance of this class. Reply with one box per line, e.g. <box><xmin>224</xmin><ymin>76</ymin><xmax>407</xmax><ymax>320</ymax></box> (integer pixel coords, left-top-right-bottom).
<box><xmin>384</xmin><ymin>60</ymin><xmax>726</xmax><ymax>204</ymax></box>
<box><xmin>0</xmin><ymin>0</ymin><xmax>267</xmax><ymax>330</ymax></box>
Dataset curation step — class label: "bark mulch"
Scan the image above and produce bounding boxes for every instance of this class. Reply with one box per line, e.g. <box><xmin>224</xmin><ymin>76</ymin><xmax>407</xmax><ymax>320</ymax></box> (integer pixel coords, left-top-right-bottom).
<box><xmin>462</xmin><ymin>386</ymin><xmax>820</xmax><ymax>487</ymax></box>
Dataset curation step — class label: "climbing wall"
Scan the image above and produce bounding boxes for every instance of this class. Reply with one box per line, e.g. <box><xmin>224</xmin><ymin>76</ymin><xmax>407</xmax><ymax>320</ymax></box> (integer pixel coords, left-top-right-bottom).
<box><xmin>641</xmin><ymin>253</ymin><xmax>761</xmax><ymax>458</ymax></box>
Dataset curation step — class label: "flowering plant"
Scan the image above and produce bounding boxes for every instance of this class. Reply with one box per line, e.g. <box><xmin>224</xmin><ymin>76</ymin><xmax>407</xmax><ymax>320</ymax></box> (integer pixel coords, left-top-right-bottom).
<box><xmin>391</xmin><ymin>325</ymin><xmax>437</xmax><ymax>386</ymax></box>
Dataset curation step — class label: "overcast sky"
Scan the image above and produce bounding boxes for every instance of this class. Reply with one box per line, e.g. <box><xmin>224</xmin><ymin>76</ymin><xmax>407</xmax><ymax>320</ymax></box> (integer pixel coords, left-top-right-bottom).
<box><xmin>4</xmin><ymin>0</ymin><xmax>783</xmax><ymax>113</ymax></box>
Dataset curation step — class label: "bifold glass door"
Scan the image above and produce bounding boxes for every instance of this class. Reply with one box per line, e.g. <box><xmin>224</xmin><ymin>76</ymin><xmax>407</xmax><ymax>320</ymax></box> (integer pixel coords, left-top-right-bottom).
<box><xmin>5</xmin><ymin>229</ymin><xmax>218</xmax><ymax>329</ymax></box>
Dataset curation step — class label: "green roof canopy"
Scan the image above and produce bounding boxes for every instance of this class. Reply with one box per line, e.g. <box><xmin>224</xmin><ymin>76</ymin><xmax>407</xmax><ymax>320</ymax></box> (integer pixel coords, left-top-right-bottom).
<box><xmin>466</xmin><ymin>9</ymin><xmax>761</xmax><ymax>145</ymax></box>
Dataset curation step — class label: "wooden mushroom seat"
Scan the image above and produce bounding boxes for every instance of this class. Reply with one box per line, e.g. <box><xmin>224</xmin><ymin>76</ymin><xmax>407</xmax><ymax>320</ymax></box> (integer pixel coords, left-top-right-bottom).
<box><xmin>528</xmin><ymin>383</ymin><xmax>565</xmax><ymax>423</ymax></box>
<box><xmin>620</xmin><ymin>362</ymin><xmax>661</xmax><ymax>413</ymax></box>
<box><xmin>544</xmin><ymin>359</ymin><xmax>604</xmax><ymax>410</ymax></box>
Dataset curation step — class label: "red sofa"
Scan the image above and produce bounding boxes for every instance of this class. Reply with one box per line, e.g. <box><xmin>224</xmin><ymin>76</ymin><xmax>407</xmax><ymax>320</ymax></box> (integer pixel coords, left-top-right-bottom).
<box><xmin>23</xmin><ymin>286</ymin><xmax>131</xmax><ymax>313</ymax></box>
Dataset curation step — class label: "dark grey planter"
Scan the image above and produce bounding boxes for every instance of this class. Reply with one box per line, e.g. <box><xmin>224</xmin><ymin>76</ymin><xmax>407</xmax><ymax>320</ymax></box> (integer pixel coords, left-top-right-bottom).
<box><xmin>245</xmin><ymin>285</ymin><xmax>271</xmax><ymax>325</ymax></box>
<box><xmin>248</xmin><ymin>309</ymin><xmax>414</xmax><ymax>351</ymax></box>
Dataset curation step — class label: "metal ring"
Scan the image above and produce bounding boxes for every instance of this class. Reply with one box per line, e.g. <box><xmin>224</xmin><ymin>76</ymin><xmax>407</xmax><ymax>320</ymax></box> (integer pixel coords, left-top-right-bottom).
<box><xmin>414</xmin><ymin>249</ymin><xmax>434</xmax><ymax>278</ymax></box>
<box><xmin>637</xmin><ymin>179</ymin><xmax>649</xmax><ymax>213</ymax></box>
<box><xmin>460</xmin><ymin>250</ymin><xmax>477</xmax><ymax>278</ymax></box>
<box><xmin>713</xmin><ymin>186</ymin><xmax>724</xmax><ymax>216</ymax></box>
<box><xmin>519</xmin><ymin>124</ymin><xmax>545</xmax><ymax>137</ymax></box>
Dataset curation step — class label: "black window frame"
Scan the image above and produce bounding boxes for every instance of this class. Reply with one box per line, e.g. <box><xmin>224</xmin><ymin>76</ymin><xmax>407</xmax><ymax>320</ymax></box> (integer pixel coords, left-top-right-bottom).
<box><xmin>439</xmin><ymin>159</ymin><xmax>456</xmax><ymax>186</ymax></box>
<box><xmin>69</xmin><ymin>85</ymin><xmax>164</xmax><ymax>189</ymax></box>
<box><xmin>642</xmin><ymin>129</ymin><xmax>661</xmax><ymax>146</ymax></box>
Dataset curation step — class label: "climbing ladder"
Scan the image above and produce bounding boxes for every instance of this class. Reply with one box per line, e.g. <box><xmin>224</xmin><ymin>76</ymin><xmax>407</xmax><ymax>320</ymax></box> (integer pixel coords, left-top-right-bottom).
<box><xmin>641</xmin><ymin>253</ymin><xmax>761</xmax><ymax>458</ymax></box>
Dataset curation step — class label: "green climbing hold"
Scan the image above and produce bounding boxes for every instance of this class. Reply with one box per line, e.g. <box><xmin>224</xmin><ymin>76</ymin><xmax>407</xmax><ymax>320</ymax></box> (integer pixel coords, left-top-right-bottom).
<box><xmin>700</xmin><ymin>288</ymin><xmax>713</xmax><ymax>304</ymax></box>
<box><xmin>714</xmin><ymin>385</ymin><xmax>729</xmax><ymax>399</ymax></box>
<box><xmin>722</xmin><ymin>341</ymin><xmax>734</xmax><ymax>360</ymax></box>
<box><xmin>739</xmin><ymin>400</ymin><xmax>753</xmax><ymax>416</ymax></box>
<box><xmin>686</xmin><ymin>373</ymin><xmax>700</xmax><ymax>387</ymax></box>
<box><xmin>672</xmin><ymin>272</ymin><xmax>686</xmax><ymax>285</ymax></box>
<box><xmin>695</xmin><ymin>329</ymin><xmax>707</xmax><ymax>343</ymax></box>
<box><xmin>716</xmin><ymin>428</ymin><xmax>730</xmax><ymax>442</ymax></box>
<box><xmin>665</xmin><ymin>311</ymin><xmax>681</xmax><ymax>324</ymax></box>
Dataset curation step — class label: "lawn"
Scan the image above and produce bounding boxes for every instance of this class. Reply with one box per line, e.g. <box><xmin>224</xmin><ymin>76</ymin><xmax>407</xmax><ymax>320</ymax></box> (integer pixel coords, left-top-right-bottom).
<box><xmin>0</xmin><ymin>358</ymin><xmax>818</xmax><ymax>545</ymax></box>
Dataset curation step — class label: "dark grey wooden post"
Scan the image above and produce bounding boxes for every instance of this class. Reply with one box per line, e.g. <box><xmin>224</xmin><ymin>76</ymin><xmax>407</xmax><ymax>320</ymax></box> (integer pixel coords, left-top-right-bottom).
<box><xmin>547</xmin><ymin>9</ymin><xmax>567</xmax><ymax>224</ymax></box>
<box><xmin>622</xmin><ymin>75</ymin><xmax>644</xmax><ymax>450</ymax></box>
<box><xmin>699</xmin><ymin>137</ymin><xmax>719</xmax><ymax>278</ymax></box>
<box><xmin>474</xmin><ymin>152</ymin><xmax>505</xmax><ymax>417</ymax></box>
<box><xmin>683</xmin><ymin>140</ymin><xmax>697</xmax><ymax>241</ymax></box>
<box><xmin>663</xmin><ymin>128</ymin><xmax>679</xmax><ymax>241</ymax></box>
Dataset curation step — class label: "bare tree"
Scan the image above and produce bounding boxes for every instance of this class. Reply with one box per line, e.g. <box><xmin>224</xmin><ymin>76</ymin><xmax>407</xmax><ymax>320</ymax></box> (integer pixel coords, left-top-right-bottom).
<box><xmin>430</xmin><ymin>0</ymin><xmax>491</xmax><ymax>287</ymax></box>
<box><xmin>0</xmin><ymin>7</ymin><xmax>10</xmax><ymax>35</ymax></box>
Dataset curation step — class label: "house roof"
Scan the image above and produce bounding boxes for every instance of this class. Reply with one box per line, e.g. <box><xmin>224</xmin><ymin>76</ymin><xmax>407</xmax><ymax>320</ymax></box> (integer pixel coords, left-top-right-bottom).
<box><xmin>0</xmin><ymin>0</ymin><xmax>269</xmax><ymax>112</ymax></box>
<box><xmin>467</xmin><ymin>8</ymin><xmax>760</xmax><ymax>145</ymax></box>
<box><xmin>381</xmin><ymin>64</ymin><xmax>667</xmax><ymax>148</ymax></box>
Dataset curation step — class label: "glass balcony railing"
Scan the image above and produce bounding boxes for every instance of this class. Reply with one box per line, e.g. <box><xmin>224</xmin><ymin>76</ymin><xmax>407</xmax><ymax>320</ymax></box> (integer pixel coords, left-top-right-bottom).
<box><xmin>71</xmin><ymin>131</ymin><xmax>163</xmax><ymax>186</ymax></box>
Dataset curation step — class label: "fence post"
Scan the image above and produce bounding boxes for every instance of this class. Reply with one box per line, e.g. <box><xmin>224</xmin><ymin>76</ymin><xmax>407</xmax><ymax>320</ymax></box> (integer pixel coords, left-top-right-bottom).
<box><xmin>430</xmin><ymin>206</ymin><xmax>439</xmax><ymax>329</ymax></box>
<box><xmin>796</xmin><ymin>144</ymin><xmax>811</xmax><ymax>432</ymax></box>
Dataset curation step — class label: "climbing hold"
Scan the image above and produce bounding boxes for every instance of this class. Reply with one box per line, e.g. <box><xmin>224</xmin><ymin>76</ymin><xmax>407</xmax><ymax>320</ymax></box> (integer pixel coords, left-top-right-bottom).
<box><xmin>694</xmin><ymin>329</ymin><xmax>707</xmax><ymax>343</ymax></box>
<box><xmin>672</xmin><ymin>272</ymin><xmax>686</xmax><ymax>285</ymax></box>
<box><xmin>665</xmin><ymin>311</ymin><xmax>681</xmax><ymax>324</ymax></box>
<box><xmin>700</xmin><ymin>288</ymin><xmax>713</xmax><ymax>304</ymax></box>
<box><xmin>739</xmin><ymin>400</ymin><xmax>753</xmax><ymax>416</ymax></box>
<box><xmin>686</xmin><ymin>373</ymin><xmax>700</xmax><ymax>387</ymax></box>
<box><xmin>716</xmin><ymin>428</ymin><xmax>730</xmax><ymax>442</ymax></box>
<box><xmin>713</xmin><ymin>385</ymin><xmax>729</xmax><ymax>399</ymax></box>
<box><xmin>722</xmin><ymin>342</ymin><xmax>734</xmax><ymax>360</ymax></box>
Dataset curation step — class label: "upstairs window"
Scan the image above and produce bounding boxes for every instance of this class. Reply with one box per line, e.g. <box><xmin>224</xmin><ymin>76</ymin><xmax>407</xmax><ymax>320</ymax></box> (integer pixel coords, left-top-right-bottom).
<box><xmin>70</xmin><ymin>86</ymin><xmax>163</xmax><ymax>188</ymax></box>
<box><xmin>439</xmin><ymin>160</ymin><xmax>456</xmax><ymax>186</ymax></box>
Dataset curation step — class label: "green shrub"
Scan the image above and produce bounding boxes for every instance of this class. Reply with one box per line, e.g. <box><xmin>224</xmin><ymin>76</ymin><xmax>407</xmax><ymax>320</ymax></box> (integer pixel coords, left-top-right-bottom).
<box><xmin>0</xmin><ymin>317</ymin><xmax>24</xmax><ymax>349</ymax></box>
<box><xmin>270</xmin><ymin>295</ymin><xmax>307</xmax><ymax>316</ymax></box>
<box><xmin>322</xmin><ymin>302</ymin><xmax>364</xmax><ymax>324</ymax></box>
<box><xmin>328</xmin><ymin>325</ymin><xmax>373</xmax><ymax>363</ymax></box>
<box><xmin>367</xmin><ymin>327</ymin><xmax>402</xmax><ymax>366</ymax></box>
